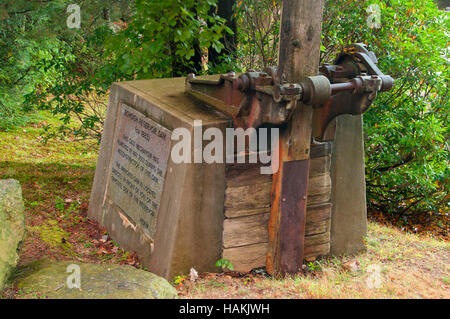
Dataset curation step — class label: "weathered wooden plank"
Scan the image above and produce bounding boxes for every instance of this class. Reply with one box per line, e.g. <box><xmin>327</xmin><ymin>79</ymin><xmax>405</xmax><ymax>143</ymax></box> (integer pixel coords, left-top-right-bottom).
<box><xmin>225</xmin><ymin>164</ymin><xmax>272</xmax><ymax>187</ymax></box>
<box><xmin>223</xmin><ymin>146</ymin><xmax>332</xmax><ymax>270</ymax></box>
<box><xmin>304</xmin><ymin>242</ymin><xmax>330</xmax><ymax>258</ymax></box>
<box><xmin>223</xmin><ymin>213</ymin><xmax>270</xmax><ymax>248</ymax></box>
<box><xmin>223</xmin><ymin>243</ymin><xmax>268</xmax><ymax>273</ymax></box>
<box><xmin>225</xmin><ymin>207</ymin><xmax>270</xmax><ymax>219</ymax></box>
<box><xmin>304</xmin><ymin>232</ymin><xmax>330</xmax><ymax>248</ymax></box>
<box><xmin>224</xmin><ymin>182</ymin><xmax>271</xmax><ymax>211</ymax></box>
<box><xmin>277</xmin><ymin>160</ymin><xmax>309</xmax><ymax>273</ymax></box>
<box><xmin>225</xmin><ymin>174</ymin><xmax>330</xmax><ymax>212</ymax></box>
<box><xmin>309</xmin><ymin>155</ymin><xmax>331</xmax><ymax>177</ymax></box>
<box><xmin>307</xmin><ymin>173</ymin><xmax>331</xmax><ymax>196</ymax></box>
<box><xmin>305</xmin><ymin>219</ymin><xmax>330</xmax><ymax>236</ymax></box>
<box><xmin>305</xmin><ymin>203</ymin><xmax>332</xmax><ymax>224</ymax></box>
<box><xmin>225</xmin><ymin>204</ymin><xmax>331</xmax><ymax>243</ymax></box>
<box><xmin>310</xmin><ymin>142</ymin><xmax>332</xmax><ymax>158</ymax></box>
<box><xmin>307</xmin><ymin>193</ymin><xmax>332</xmax><ymax>206</ymax></box>
<box><xmin>223</xmin><ymin>222</ymin><xmax>331</xmax><ymax>250</ymax></box>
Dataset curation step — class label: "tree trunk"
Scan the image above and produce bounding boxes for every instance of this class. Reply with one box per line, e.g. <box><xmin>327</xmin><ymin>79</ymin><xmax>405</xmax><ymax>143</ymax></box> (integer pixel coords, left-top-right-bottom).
<box><xmin>208</xmin><ymin>0</ymin><xmax>237</xmax><ymax>69</ymax></box>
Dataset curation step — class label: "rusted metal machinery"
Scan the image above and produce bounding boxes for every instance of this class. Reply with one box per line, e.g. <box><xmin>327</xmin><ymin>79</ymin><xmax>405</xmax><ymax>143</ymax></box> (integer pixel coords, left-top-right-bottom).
<box><xmin>185</xmin><ymin>43</ymin><xmax>394</xmax><ymax>274</ymax></box>
<box><xmin>186</xmin><ymin>43</ymin><xmax>393</xmax><ymax>140</ymax></box>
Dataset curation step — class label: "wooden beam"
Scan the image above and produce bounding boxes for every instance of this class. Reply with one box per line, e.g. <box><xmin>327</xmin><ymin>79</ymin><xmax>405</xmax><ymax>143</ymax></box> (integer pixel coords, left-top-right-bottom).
<box><xmin>267</xmin><ymin>0</ymin><xmax>325</xmax><ymax>275</ymax></box>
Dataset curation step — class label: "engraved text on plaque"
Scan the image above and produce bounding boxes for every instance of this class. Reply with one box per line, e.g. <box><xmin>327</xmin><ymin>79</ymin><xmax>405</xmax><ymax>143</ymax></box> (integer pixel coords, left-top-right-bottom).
<box><xmin>108</xmin><ymin>104</ymin><xmax>171</xmax><ymax>237</ymax></box>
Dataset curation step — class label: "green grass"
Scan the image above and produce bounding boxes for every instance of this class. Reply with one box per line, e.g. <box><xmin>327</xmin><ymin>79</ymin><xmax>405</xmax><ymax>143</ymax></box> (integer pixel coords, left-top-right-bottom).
<box><xmin>181</xmin><ymin>223</ymin><xmax>449</xmax><ymax>298</ymax></box>
<box><xmin>0</xmin><ymin>110</ymin><xmax>98</xmax><ymax>166</ymax></box>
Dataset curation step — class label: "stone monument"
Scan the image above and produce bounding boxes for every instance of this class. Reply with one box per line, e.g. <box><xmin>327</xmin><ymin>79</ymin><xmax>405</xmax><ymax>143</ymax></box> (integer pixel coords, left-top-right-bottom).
<box><xmin>89</xmin><ymin>78</ymin><xmax>229</xmax><ymax>278</ymax></box>
<box><xmin>88</xmin><ymin>1</ymin><xmax>393</xmax><ymax>277</ymax></box>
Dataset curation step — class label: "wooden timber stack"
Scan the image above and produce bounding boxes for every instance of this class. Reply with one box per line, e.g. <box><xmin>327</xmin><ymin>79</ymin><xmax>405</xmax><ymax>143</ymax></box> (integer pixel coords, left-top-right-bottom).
<box><xmin>222</xmin><ymin>143</ymin><xmax>332</xmax><ymax>272</ymax></box>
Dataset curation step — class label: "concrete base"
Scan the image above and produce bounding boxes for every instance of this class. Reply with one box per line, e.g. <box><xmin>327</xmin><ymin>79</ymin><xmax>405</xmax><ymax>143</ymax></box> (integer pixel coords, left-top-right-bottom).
<box><xmin>88</xmin><ymin>77</ymin><xmax>231</xmax><ymax>279</ymax></box>
<box><xmin>330</xmin><ymin>115</ymin><xmax>367</xmax><ymax>256</ymax></box>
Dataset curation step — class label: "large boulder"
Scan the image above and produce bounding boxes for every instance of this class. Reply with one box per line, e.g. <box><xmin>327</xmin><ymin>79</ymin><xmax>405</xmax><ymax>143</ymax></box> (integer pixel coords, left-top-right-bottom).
<box><xmin>0</xmin><ymin>179</ymin><xmax>25</xmax><ymax>291</ymax></box>
<box><xmin>15</xmin><ymin>260</ymin><xmax>178</xmax><ymax>299</ymax></box>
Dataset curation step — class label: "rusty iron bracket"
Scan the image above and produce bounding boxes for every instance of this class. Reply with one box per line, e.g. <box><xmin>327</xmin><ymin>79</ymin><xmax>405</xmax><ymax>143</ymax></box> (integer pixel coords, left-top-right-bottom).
<box><xmin>314</xmin><ymin>43</ymin><xmax>394</xmax><ymax>141</ymax></box>
<box><xmin>185</xmin><ymin>43</ymin><xmax>394</xmax><ymax>138</ymax></box>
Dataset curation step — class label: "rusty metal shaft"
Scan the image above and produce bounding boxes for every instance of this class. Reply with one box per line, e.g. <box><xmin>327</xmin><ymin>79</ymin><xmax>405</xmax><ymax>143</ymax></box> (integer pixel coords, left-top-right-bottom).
<box><xmin>331</xmin><ymin>82</ymin><xmax>356</xmax><ymax>94</ymax></box>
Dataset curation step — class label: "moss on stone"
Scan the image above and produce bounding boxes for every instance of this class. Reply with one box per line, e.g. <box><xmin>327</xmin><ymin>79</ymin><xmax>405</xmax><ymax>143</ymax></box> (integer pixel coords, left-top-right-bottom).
<box><xmin>0</xmin><ymin>179</ymin><xmax>25</xmax><ymax>291</ymax></box>
<box><xmin>15</xmin><ymin>260</ymin><xmax>178</xmax><ymax>299</ymax></box>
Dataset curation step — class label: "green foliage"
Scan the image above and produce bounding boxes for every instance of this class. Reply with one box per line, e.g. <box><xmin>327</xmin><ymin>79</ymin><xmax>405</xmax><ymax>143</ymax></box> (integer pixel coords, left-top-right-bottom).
<box><xmin>104</xmin><ymin>0</ymin><xmax>232</xmax><ymax>79</ymax></box>
<box><xmin>54</xmin><ymin>196</ymin><xmax>65</xmax><ymax>213</ymax></box>
<box><xmin>323</xmin><ymin>0</ymin><xmax>449</xmax><ymax>218</ymax></box>
<box><xmin>234</xmin><ymin>0</ymin><xmax>281</xmax><ymax>70</ymax></box>
<box><xmin>173</xmin><ymin>274</ymin><xmax>187</xmax><ymax>285</ymax></box>
<box><xmin>0</xmin><ymin>1</ymin><xmax>131</xmax><ymax>138</ymax></box>
<box><xmin>215</xmin><ymin>258</ymin><xmax>234</xmax><ymax>271</ymax></box>
<box><xmin>4</xmin><ymin>0</ymin><xmax>231</xmax><ymax>141</ymax></box>
<box><xmin>237</xmin><ymin>0</ymin><xmax>448</xmax><ymax>219</ymax></box>
<box><xmin>306</xmin><ymin>261</ymin><xmax>322</xmax><ymax>273</ymax></box>
<box><xmin>0</xmin><ymin>1</ymin><xmax>67</xmax><ymax>129</ymax></box>
<box><xmin>28</xmin><ymin>1</ymin><xmax>131</xmax><ymax>142</ymax></box>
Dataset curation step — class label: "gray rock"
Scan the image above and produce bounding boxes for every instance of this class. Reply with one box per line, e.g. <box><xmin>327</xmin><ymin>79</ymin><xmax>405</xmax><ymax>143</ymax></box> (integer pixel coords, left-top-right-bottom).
<box><xmin>0</xmin><ymin>179</ymin><xmax>25</xmax><ymax>291</ymax></box>
<box><xmin>15</xmin><ymin>260</ymin><xmax>178</xmax><ymax>299</ymax></box>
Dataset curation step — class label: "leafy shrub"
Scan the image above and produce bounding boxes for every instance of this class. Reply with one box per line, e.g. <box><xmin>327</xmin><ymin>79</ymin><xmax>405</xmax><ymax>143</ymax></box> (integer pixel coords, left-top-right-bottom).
<box><xmin>0</xmin><ymin>1</ymin><xmax>131</xmax><ymax>138</ymax></box>
<box><xmin>0</xmin><ymin>1</ymin><xmax>66</xmax><ymax>129</ymax></box>
<box><xmin>236</xmin><ymin>0</ymin><xmax>448</xmax><ymax>223</ymax></box>
<box><xmin>14</xmin><ymin>0</ymin><xmax>231</xmax><ymax>141</ymax></box>
<box><xmin>215</xmin><ymin>258</ymin><xmax>234</xmax><ymax>271</ymax></box>
<box><xmin>322</xmin><ymin>0</ymin><xmax>449</xmax><ymax>222</ymax></box>
<box><xmin>103</xmin><ymin>0</ymin><xmax>232</xmax><ymax>79</ymax></box>
<box><xmin>233</xmin><ymin>0</ymin><xmax>281</xmax><ymax>70</ymax></box>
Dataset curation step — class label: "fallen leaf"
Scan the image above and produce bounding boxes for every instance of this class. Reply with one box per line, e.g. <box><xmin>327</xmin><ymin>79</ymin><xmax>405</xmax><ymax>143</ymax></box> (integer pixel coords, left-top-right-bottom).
<box><xmin>97</xmin><ymin>247</ymin><xmax>108</xmax><ymax>255</ymax></box>
<box><xmin>341</xmin><ymin>259</ymin><xmax>360</xmax><ymax>272</ymax></box>
<box><xmin>190</xmin><ymin>267</ymin><xmax>199</xmax><ymax>282</ymax></box>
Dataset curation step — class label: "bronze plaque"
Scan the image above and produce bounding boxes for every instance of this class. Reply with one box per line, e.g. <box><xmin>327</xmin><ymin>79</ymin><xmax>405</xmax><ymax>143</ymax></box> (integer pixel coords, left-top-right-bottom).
<box><xmin>108</xmin><ymin>103</ymin><xmax>171</xmax><ymax>237</ymax></box>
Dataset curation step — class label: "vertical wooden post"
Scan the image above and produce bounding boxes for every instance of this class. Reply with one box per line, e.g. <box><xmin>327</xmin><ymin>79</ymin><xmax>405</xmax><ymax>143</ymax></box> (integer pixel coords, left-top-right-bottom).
<box><xmin>267</xmin><ymin>0</ymin><xmax>325</xmax><ymax>275</ymax></box>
